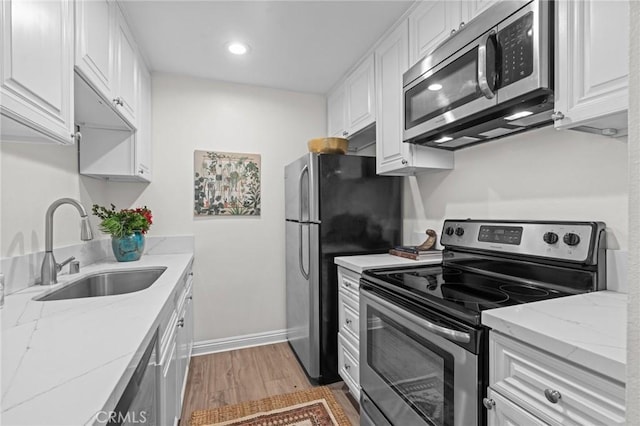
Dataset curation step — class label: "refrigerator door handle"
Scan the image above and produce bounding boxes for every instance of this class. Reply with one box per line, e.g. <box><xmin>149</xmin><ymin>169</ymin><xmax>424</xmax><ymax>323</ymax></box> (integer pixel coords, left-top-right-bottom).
<box><xmin>298</xmin><ymin>224</ymin><xmax>310</xmax><ymax>279</ymax></box>
<box><xmin>298</xmin><ymin>165</ymin><xmax>309</xmax><ymax>222</ymax></box>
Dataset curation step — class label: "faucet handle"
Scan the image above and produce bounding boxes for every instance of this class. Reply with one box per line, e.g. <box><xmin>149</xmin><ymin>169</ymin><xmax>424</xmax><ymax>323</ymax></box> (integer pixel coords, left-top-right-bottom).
<box><xmin>57</xmin><ymin>256</ymin><xmax>76</xmax><ymax>272</ymax></box>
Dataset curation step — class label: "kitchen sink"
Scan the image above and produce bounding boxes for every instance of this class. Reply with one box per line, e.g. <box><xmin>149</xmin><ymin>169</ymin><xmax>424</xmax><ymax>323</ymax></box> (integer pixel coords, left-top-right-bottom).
<box><xmin>35</xmin><ymin>267</ymin><xmax>167</xmax><ymax>301</ymax></box>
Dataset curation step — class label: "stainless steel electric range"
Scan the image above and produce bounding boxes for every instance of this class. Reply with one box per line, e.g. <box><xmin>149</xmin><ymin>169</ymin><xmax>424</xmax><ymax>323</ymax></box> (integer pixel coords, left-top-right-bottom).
<box><xmin>359</xmin><ymin>219</ymin><xmax>606</xmax><ymax>426</ymax></box>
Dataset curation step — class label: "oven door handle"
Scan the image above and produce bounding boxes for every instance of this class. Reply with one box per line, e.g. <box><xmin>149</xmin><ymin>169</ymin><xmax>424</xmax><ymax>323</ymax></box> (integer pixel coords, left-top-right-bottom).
<box><xmin>363</xmin><ymin>289</ymin><xmax>472</xmax><ymax>344</ymax></box>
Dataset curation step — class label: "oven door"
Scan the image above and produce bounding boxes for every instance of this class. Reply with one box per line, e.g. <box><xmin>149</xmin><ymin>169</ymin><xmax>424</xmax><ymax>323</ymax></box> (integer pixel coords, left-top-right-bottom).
<box><xmin>360</xmin><ymin>287</ymin><xmax>479</xmax><ymax>426</ymax></box>
<box><xmin>403</xmin><ymin>29</ymin><xmax>498</xmax><ymax>143</ymax></box>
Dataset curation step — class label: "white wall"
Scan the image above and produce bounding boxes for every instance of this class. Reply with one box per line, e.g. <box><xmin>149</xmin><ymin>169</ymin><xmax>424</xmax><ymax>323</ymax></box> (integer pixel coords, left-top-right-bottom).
<box><xmin>1</xmin><ymin>142</ymin><xmax>109</xmax><ymax>258</ymax></box>
<box><xmin>106</xmin><ymin>74</ymin><xmax>326</xmax><ymax>342</ymax></box>
<box><xmin>404</xmin><ymin>126</ymin><xmax>629</xmax><ymax>251</ymax></box>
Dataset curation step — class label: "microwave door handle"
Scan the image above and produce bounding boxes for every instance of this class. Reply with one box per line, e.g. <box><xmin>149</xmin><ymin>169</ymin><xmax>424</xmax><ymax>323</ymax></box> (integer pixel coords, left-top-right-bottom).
<box><xmin>363</xmin><ymin>289</ymin><xmax>471</xmax><ymax>344</ymax></box>
<box><xmin>478</xmin><ymin>30</ymin><xmax>496</xmax><ymax>99</ymax></box>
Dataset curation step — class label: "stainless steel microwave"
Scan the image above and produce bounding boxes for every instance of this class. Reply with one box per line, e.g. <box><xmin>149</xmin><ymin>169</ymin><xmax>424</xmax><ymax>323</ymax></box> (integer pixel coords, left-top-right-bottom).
<box><xmin>403</xmin><ymin>0</ymin><xmax>554</xmax><ymax>150</ymax></box>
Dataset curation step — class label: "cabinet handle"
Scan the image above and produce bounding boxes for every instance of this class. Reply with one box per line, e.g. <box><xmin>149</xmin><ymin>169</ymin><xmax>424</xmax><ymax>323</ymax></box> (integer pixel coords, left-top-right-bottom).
<box><xmin>551</xmin><ymin>111</ymin><xmax>565</xmax><ymax>121</ymax></box>
<box><xmin>189</xmin><ymin>272</ymin><xmax>194</xmax><ymax>277</ymax></box>
<box><xmin>138</xmin><ymin>168</ymin><xmax>144</xmax><ymax>174</ymax></box>
<box><xmin>113</xmin><ymin>97</ymin><xmax>124</xmax><ymax>106</ymax></box>
<box><xmin>482</xmin><ymin>398</ymin><xmax>495</xmax><ymax>410</ymax></box>
<box><xmin>344</xmin><ymin>281</ymin><xmax>351</xmax><ymax>288</ymax></box>
<box><xmin>544</xmin><ymin>388</ymin><xmax>561</xmax><ymax>404</ymax></box>
<box><xmin>459</xmin><ymin>21</ymin><xmax>465</xmax><ymax>29</ymax></box>
<box><xmin>188</xmin><ymin>295</ymin><xmax>193</xmax><ymax>300</ymax></box>
<box><xmin>346</xmin><ymin>319</ymin><xmax>352</xmax><ymax>325</ymax></box>
<box><xmin>342</xmin><ymin>131</ymin><xmax>349</xmax><ymax>137</ymax></box>
<box><xmin>401</xmin><ymin>159</ymin><xmax>409</xmax><ymax>166</ymax></box>
<box><xmin>344</xmin><ymin>363</ymin><xmax>351</xmax><ymax>370</ymax></box>
<box><xmin>450</xmin><ymin>28</ymin><xmax>456</xmax><ymax>35</ymax></box>
<box><xmin>177</xmin><ymin>318</ymin><xmax>185</xmax><ymax>328</ymax></box>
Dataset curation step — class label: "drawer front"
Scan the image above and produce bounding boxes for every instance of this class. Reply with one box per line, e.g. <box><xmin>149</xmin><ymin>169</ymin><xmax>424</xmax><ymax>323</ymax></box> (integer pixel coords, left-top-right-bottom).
<box><xmin>487</xmin><ymin>388</ymin><xmax>548</xmax><ymax>426</ymax></box>
<box><xmin>337</xmin><ymin>266</ymin><xmax>360</xmax><ymax>300</ymax></box>
<box><xmin>338</xmin><ymin>333</ymin><xmax>360</xmax><ymax>398</ymax></box>
<box><xmin>338</xmin><ymin>291</ymin><xmax>359</xmax><ymax>341</ymax></box>
<box><xmin>490</xmin><ymin>332</ymin><xmax>625</xmax><ymax>426</ymax></box>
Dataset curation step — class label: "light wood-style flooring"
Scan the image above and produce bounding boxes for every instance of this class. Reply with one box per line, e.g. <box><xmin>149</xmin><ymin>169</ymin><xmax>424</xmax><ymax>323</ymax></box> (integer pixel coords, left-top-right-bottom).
<box><xmin>180</xmin><ymin>342</ymin><xmax>360</xmax><ymax>425</ymax></box>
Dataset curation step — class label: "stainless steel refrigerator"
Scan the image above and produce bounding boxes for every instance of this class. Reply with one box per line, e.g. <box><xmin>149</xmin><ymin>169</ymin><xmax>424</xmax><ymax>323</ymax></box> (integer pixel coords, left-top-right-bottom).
<box><xmin>285</xmin><ymin>153</ymin><xmax>402</xmax><ymax>384</ymax></box>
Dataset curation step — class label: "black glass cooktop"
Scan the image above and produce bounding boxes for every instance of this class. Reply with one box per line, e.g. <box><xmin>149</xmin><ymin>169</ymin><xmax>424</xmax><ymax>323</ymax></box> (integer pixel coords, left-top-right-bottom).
<box><xmin>362</xmin><ymin>265</ymin><xmax>577</xmax><ymax>326</ymax></box>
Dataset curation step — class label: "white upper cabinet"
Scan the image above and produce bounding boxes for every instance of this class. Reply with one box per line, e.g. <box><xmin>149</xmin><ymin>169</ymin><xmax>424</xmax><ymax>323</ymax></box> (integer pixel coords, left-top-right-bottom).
<box><xmin>0</xmin><ymin>0</ymin><xmax>75</xmax><ymax>144</ymax></box>
<box><xmin>375</xmin><ymin>20</ymin><xmax>453</xmax><ymax>175</ymax></box>
<box><xmin>466</xmin><ymin>0</ymin><xmax>500</xmax><ymax>21</ymax></box>
<box><xmin>553</xmin><ymin>0</ymin><xmax>629</xmax><ymax>136</ymax></box>
<box><xmin>327</xmin><ymin>54</ymin><xmax>375</xmax><ymax>139</ymax></box>
<box><xmin>327</xmin><ymin>83</ymin><xmax>346</xmax><ymax>137</ymax></box>
<box><xmin>408</xmin><ymin>0</ymin><xmax>468</xmax><ymax>67</ymax></box>
<box><xmin>113</xmin><ymin>4</ymin><xmax>138</xmax><ymax>127</ymax></box>
<box><xmin>136</xmin><ymin>62</ymin><xmax>152</xmax><ymax>181</ymax></box>
<box><xmin>345</xmin><ymin>54</ymin><xmax>375</xmax><ymax>136</ymax></box>
<box><xmin>74</xmin><ymin>0</ymin><xmax>115</xmax><ymax>102</ymax></box>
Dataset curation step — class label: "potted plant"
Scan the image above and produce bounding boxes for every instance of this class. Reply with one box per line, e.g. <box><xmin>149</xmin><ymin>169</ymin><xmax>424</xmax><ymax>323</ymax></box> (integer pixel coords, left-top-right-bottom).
<box><xmin>92</xmin><ymin>204</ymin><xmax>153</xmax><ymax>262</ymax></box>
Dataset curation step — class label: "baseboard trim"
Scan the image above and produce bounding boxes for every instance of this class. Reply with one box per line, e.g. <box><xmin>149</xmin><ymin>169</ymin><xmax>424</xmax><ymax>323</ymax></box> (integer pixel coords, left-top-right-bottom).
<box><xmin>192</xmin><ymin>328</ymin><xmax>288</xmax><ymax>356</ymax></box>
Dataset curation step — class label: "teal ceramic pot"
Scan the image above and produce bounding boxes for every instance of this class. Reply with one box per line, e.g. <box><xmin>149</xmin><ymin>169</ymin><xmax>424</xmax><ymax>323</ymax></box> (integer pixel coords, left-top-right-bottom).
<box><xmin>112</xmin><ymin>231</ymin><xmax>145</xmax><ymax>262</ymax></box>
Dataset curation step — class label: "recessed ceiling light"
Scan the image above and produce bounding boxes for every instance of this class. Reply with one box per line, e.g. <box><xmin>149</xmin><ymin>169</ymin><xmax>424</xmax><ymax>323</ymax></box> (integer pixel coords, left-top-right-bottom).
<box><xmin>227</xmin><ymin>42</ymin><xmax>249</xmax><ymax>55</ymax></box>
<box><xmin>428</xmin><ymin>83</ymin><xmax>443</xmax><ymax>91</ymax></box>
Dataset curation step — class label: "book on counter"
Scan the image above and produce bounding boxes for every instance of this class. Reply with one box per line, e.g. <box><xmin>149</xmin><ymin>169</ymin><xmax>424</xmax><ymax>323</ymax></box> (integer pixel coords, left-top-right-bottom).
<box><xmin>389</xmin><ymin>246</ymin><xmax>440</xmax><ymax>260</ymax></box>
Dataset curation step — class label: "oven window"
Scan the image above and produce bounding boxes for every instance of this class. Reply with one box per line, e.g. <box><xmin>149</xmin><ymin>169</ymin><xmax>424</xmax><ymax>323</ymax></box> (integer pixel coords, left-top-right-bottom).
<box><xmin>405</xmin><ymin>48</ymin><xmax>483</xmax><ymax>130</ymax></box>
<box><xmin>367</xmin><ymin>307</ymin><xmax>454</xmax><ymax>426</ymax></box>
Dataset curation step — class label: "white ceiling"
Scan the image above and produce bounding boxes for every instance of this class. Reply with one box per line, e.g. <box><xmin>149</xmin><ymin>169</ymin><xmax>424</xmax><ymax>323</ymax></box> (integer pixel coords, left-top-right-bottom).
<box><xmin>120</xmin><ymin>1</ymin><xmax>414</xmax><ymax>94</ymax></box>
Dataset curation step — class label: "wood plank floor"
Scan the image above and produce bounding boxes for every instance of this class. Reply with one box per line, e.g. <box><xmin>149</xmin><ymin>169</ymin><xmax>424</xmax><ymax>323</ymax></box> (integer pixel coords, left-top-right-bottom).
<box><xmin>180</xmin><ymin>342</ymin><xmax>360</xmax><ymax>425</ymax></box>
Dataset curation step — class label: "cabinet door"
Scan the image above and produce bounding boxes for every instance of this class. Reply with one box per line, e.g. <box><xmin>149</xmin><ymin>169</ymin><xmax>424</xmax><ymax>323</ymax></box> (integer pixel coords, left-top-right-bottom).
<box><xmin>375</xmin><ymin>20</ymin><xmax>411</xmax><ymax>174</ymax></box>
<box><xmin>74</xmin><ymin>0</ymin><xmax>115</xmax><ymax>101</ymax></box>
<box><xmin>327</xmin><ymin>83</ymin><xmax>346</xmax><ymax>137</ymax></box>
<box><xmin>408</xmin><ymin>1</ymin><xmax>464</xmax><ymax>66</ymax></box>
<box><xmin>486</xmin><ymin>389</ymin><xmax>547</xmax><ymax>426</ymax></box>
<box><xmin>554</xmin><ymin>0</ymin><xmax>628</xmax><ymax>134</ymax></box>
<box><xmin>375</xmin><ymin>20</ymin><xmax>454</xmax><ymax>175</ymax></box>
<box><xmin>0</xmin><ymin>0</ymin><xmax>74</xmax><ymax>144</ymax></box>
<box><xmin>161</xmin><ymin>335</ymin><xmax>179</xmax><ymax>426</ymax></box>
<box><xmin>136</xmin><ymin>62</ymin><xmax>152</xmax><ymax>181</ymax></box>
<box><xmin>114</xmin><ymin>5</ymin><xmax>138</xmax><ymax>127</ymax></box>
<box><xmin>345</xmin><ymin>54</ymin><xmax>375</xmax><ymax>136</ymax></box>
<box><xmin>466</xmin><ymin>0</ymin><xmax>499</xmax><ymax>21</ymax></box>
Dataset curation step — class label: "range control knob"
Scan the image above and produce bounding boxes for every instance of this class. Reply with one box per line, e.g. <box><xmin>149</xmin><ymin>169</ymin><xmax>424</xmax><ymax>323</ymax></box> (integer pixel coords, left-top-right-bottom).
<box><xmin>455</xmin><ymin>227</ymin><xmax>465</xmax><ymax>237</ymax></box>
<box><xmin>543</xmin><ymin>232</ymin><xmax>559</xmax><ymax>244</ymax></box>
<box><xmin>563</xmin><ymin>233</ymin><xmax>581</xmax><ymax>246</ymax></box>
<box><xmin>445</xmin><ymin>226</ymin><xmax>455</xmax><ymax>236</ymax></box>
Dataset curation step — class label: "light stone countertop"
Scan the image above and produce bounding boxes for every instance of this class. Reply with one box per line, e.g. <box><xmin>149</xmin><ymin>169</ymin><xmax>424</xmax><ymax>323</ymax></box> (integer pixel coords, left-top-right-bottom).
<box><xmin>482</xmin><ymin>290</ymin><xmax>627</xmax><ymax>383</ymax></box>
<box><xmin>334</xmin><ymin>252</ymin><xmax>443</xmax><ymax>274</ymax></box>
<box><xmin>1</xmin><ymin>253</ymin><xmax>194</xmax><ymax>426</ymax></box>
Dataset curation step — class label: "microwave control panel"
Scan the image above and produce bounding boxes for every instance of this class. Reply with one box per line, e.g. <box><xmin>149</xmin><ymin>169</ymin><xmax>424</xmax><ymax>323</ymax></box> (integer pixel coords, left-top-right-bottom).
<box><xmin>498</xmin><ymin>11</ymin><xmax>534</xmax><ymax>87</ymax></box>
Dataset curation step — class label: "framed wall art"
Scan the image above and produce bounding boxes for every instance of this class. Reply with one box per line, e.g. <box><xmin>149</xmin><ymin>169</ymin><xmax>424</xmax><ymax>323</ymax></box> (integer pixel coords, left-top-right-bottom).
<box><xmin>194</xmin><ymin>150</ymin><xmax>261</xmax><ymax>216</ymax></box>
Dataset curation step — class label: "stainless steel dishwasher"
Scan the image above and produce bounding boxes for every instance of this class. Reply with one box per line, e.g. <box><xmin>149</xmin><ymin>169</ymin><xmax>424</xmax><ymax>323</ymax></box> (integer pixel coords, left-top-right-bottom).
<box><xmin>109</xmin><ymin>331</ymin><xmax>158</xmax><ymax>425</ymax></box>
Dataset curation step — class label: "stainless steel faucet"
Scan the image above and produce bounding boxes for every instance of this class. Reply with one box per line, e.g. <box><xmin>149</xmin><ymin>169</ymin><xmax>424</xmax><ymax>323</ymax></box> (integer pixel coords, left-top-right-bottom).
<box><xmin>40</xmin><ymin>198</ymin><xmax>94</xmax><ymax>285</ymax></box>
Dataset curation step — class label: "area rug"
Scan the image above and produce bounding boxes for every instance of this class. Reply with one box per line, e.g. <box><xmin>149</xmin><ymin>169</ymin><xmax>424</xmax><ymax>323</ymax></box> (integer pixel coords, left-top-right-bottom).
<box><xmin>189</xmin><ymin>386</ymin><xmax>352</xmax><ymax>426</ymax></box>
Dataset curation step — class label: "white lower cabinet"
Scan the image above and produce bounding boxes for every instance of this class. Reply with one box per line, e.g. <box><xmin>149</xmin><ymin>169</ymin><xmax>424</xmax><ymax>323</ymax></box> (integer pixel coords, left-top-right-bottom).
<box><xmin>486</xmin><ymin>388</ymin><xmax>548</xmax><ymax>426</ymax></box>
<box><xmin>486</xmin><ymin>331</ymin><xmax>625</xmax><ymax>426</ymax></box>
<box><xmin>158</xmin><ymin>268</ymin><xmax>194</xmax><ymax>426</ymax></box>
<box><xmin>337</xmin><ymin>266</ymin><xmax>361</xmax><ymax>399</ymax></box>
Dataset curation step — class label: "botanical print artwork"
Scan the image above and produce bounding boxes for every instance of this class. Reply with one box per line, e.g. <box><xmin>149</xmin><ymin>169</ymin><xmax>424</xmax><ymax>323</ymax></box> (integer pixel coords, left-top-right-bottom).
<box><xmin>194</xmin><ymin>151</ymin><xmax>261</xmax><ymax>216</ymax></box>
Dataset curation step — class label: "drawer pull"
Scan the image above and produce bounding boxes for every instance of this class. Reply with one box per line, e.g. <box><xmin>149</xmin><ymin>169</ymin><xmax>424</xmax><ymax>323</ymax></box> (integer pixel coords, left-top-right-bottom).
<box><xmin>344</xmin><ymin>364</ymin><xmax>351</xmax><ymax>370</ymax></box>
<box><xmin>544</xmin><ymin>389</ymin><xmax>561</xmax><ymax>404</ymax></box>
<box><xmin>482</xmin><ymin>398</ymin><xmax>495</xmax><ymax>410</ymax></box>
<box><xmin>344</xmin><ymin>281</ymin><xmax>351</xmax><ymax>288</ymax></box>
<box><xmin>345</xmin><ymin>319</ymin><xmax>352</xmax><ymax>325</ymax></box>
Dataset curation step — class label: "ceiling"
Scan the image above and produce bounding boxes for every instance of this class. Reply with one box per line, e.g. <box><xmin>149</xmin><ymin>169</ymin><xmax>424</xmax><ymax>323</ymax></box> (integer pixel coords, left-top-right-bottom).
<box><xmin>120</xmin><ymin>1</ymin><xmax>414</xmax><ymax>94</ymax></box>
